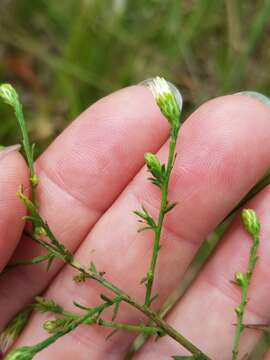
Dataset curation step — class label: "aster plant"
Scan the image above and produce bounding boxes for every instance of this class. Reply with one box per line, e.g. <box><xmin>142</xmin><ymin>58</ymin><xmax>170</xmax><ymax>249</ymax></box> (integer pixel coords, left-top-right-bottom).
<box><xmin>0</xmin><ymin>78</ymin><xmax>263</xmax><ymax>359</ymax></box>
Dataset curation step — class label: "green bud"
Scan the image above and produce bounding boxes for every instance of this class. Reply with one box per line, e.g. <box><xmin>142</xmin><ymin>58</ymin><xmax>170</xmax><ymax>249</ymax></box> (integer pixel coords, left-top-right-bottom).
<box><xmin>73</xmin><ymin>272</ymin><xmax>87</xmax><ymax>283</ymax></box>
<box><xmin>34</xmin><ymin>226</ymin><xmax>47</xmax><ymax>237</ymax></box>
<box><xmin>34</xmin><ymin>296</ymin><xmax>63</xmax><ymax>314</ymax></box>
<box><xmin>4</xmin><ymin>346</ymin><xmax>36</xmax><ymax>360</ymax></box>
<box><xmin>0</xmin><ymin>308</ymin><xmax>31</xmax><ymax>354</ymax></box>
<box><xmin>235</xmin><ymin>306</ymin><xmax>242</xmax><ymax>316</ymax></box>
<box><xmin>241</xmin><ymin>209</ymin><xmax>260</xmax><ymax>237</ymax></box>
<box><xmin>148</xmin><ymin>77</ymin><xmax>182</xmax><ymax>127</ymax></box>
<box><xmin>43</xmin><ymin>320</ymin><xmax>58</xmax><ymax>334</ymax></box>
<box><xmin>30</xmin><ymin>174</ymin><xmax>39</xmax><ymax>187</ymax></box>
<box><xmin>144</xmin><ymin>152</ymin><xmax>162</xmax><ymax>178</ymax></box>
<box><xmin>234</xmin><ymin>272</ymin><xmax>246</xmax><ymax>287</ymax></box>
<box><xmin>43</xmin><ymin>317</ymin><xmax>72</xmax><ymax>334</ymax></box>
<box><xmin>0</xmin><ymin>84</ymin><xmax>19</xmax><ymax>108</ymax></box>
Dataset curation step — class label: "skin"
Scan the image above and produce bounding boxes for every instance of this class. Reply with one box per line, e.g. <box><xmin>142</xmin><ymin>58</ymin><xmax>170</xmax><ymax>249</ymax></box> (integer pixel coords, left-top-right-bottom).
<box><xmin>1</xmin><ymin>85</ymin><xmax>270</xmax><ymax>359</ymax></box>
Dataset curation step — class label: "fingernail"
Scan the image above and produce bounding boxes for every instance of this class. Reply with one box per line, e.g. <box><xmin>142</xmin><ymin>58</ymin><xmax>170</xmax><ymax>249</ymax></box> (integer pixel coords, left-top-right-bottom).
<box><xmin>0</xmin><ymin>144</ymin><xmax>21</xmax><ymax>161</ymax></box>
<box><xmin>236</xmin><ymin>91</ymin><xmax>270</xmax><ymax>108</ymax></box>
<box><xmin>140</xmin><ymin>77</ymin><xmax>183</xmax><ymax>110</ymax></box>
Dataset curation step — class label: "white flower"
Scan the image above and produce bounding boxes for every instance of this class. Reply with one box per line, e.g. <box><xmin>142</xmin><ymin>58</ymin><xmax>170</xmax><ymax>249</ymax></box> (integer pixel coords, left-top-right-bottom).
<box><xmin>149</xmin><ymin>77</ymin><xmax>171</xmax><ymax>100</ymax></box>
<box><xmin>147</xmin><ymin>76</ymin><xmax>182</xmax><ymax>127</ymax></box>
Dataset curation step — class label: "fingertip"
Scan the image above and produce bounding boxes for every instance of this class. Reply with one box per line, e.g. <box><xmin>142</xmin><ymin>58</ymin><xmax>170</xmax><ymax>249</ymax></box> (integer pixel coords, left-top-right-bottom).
<box><xmin>37</xmin><ymin>84</ymin><xmax>170</xmax><ymax>212</ymax></box>
<box><xmin>0</xmin><ymin>149</ymin><xmax>29</xmax><ymax>271</ymax></box>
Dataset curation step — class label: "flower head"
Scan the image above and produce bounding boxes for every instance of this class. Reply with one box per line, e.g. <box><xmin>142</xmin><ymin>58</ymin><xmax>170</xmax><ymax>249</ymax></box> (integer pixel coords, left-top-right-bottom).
<box><xmin>148</xmin><ymin>77</ymin><xmax>182</xmax><ymax>127</ymax></box>
<box><xmin>0</xmin><ymin>84</ymin><xmax>19</xmax><ymax>108</ymax></box>
<box><xmin>241</xmin><ymin>209</ymin><xmax>260</xmax><ymax>237</ymax></box>
<box><xmin>0</xmin><ymin>308</ymin><xmax>31</xmax><ymax>355</ymax></box>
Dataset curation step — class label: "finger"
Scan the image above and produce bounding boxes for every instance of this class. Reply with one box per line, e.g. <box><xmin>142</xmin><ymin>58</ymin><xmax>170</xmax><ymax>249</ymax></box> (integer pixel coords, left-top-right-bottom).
<box><xmin>135</xmin><ymin>180</ymin><xmax>270</xmax><ymax>359</ymax></box>
<box><xmin>0</xmin><ymin>146</ymin><xmax>28</xmax><ymax>271</ymax></box>
<box><xmin>0</xmin><ymin>85</ymin><xmax>169</xmax><ymax>329</ymax></box>
<box><xmin>14</xmin><ymin>95</ymin><xmax>270</xmax><ymax>358</ymax></box>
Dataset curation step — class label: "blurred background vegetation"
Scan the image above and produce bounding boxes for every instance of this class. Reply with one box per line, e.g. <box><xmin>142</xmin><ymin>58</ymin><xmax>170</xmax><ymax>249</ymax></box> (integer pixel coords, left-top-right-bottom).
<box><xmin>0</xmin><ymin>0</ymin><xmax>270</xmax><ymax>153</ymax></box>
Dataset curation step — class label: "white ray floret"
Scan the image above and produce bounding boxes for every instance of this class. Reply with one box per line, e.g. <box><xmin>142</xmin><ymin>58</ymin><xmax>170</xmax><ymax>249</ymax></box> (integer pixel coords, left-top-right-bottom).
<box><xmin>149</xmin><ymin>76</ymin><xmax>171</xmax><ymax>100</ymax></box>
<box><xmin>145</xmin><ymin>76</ymin><xmax>182</xmax><ymax>126</ymax></box>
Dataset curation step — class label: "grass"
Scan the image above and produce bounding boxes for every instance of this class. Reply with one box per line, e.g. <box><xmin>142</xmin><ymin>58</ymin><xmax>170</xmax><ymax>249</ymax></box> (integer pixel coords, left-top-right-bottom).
<box><xmin>0</xmin><ymin>0</ymin><xmax>270</xmax><ymax>153</ymax></box>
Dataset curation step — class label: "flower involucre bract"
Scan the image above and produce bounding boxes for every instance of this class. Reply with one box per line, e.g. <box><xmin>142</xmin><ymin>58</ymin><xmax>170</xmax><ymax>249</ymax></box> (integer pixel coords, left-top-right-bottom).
<box><xmin>148</xmin><ymin>76</ymin><xmax>182</xmax><ymax>127</ymax></box>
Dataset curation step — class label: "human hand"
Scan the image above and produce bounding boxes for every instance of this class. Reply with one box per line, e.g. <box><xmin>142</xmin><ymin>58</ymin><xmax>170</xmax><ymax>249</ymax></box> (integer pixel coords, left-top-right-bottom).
<box><xmin>1</xmin><ymin>85</ymin><xmax>270</xmax><ymax>359</ymax></box>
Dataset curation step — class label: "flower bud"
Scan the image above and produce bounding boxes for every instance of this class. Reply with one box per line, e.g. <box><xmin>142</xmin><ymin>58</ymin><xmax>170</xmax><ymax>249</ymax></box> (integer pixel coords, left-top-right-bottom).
<box><xmin>4</xmin><ymin>346</ymin><xmax>36</xmax><ymax>360</ymax></box>
<box><xmin>241</xmin><ymin>209</ymin><xmax>260</xmax><ymax>237</ymax></box>
<box><xmin>43</xmin><ymin>320</ymin><xmax>58</xmax><ymax>334</ymax></box>
<box><xmin>144</xmin><ymin>152</ymin><xmax>162</xmax><ymax>179</ymax></box>
<box><xmin>235</xmin><ymin>306</ymin><xmax>242</xmax><ymax>316</ymax></box>
<box><xmin>234</xmin><ymin>272</ymin><xmax>246</xmax><ymax>287</ymax></box>
<box><xmin>0</xmin><ymin>84</ymin><xmax>19</xmax><ymax>108</ymax></box>
<box><xmin>30</xmin><ymin>174</ymin><xmax>39</xmax><ymax>187</ymax></box>
<box><xmin>148</xmin><ymin>77</ymin><xmax>182</xmax><ymax>127</ymax></box>
<box><xmin>0</xmin><ymin>308</ymin><xmax>31</xmax><ymax>354</ymax></box>
<box><xmin>34</xmin><ymin>226</ymin><xmax>47</xmax><ymax>237</ymax></box>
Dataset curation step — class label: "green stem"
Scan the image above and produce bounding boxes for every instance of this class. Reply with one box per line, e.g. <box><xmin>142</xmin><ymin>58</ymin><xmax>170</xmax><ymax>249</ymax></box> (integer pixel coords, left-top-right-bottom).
<box><xmin>18</xmin><ymin>192</ymin><xmax>211</xmax><ymax>358</ymax></box>
<box><xmin>124</xmin><ymin>170</ymin><xmax>270</xmax><ymax>359</ymax></box>
<box><xmin>70</xmin><ymin>259</ymin><xmax>210</xmax><ymax>358</ymax></box>
<box><xmin>232</xmin><ymin>283</ymin><xmax>248</xmax><ymax>360</ymax></box>
<box><xmin>40</xmin><ymin>299</ymin><xmax>163</xmax><ymax>336</ymax></box>
<box><xmin>14</xmin><ymin>103</ymin><xmax>38</xmax><ymax>205</ymax></box>
<box><xmin>232</xmin><ymin>234</ymin><xmax>259</xmax><ymax>360</ymax></box>
<box><xmin>15</xmin><ymin>104</ymin><xmax>33</xmax><ymax>175</ymax></box>
<box><xmin>145</xmin><ymin>129</ymin><xmax>179</xmax><ymax>307</ymax></box>
<box><xmin>97</xmin><ymin>319</ymin><xmax>163</xmax><ymax>335</ymax></box>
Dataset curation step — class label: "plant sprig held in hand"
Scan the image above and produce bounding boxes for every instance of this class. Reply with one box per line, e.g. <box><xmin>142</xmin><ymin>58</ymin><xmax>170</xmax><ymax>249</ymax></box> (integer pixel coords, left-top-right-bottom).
<box><xmin>135</xmin><ymin>77</ymin><xmax>182</xmax><ymax>307</ymax></box>
<box><xmin>0</xmin><ymin>78</ymin><xmax>212</xmax><ymax>360</ymax></box>
<box><xmin>232</xmin><ymin>209</ymin><xmax>261</xmax><ymax>360</ymax></box>
<box><xmin>0</xmin><ymin>84</ymin><xmax>38</xmax><ymax>205</ymax></box>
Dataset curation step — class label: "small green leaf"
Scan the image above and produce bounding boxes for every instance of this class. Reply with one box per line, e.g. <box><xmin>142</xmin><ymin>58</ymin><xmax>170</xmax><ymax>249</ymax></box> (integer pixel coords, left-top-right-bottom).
<box><xmin>46</xmin><ymin>254</ymin><xmax>55</xmax><ymax>272</ymax></box>
<box><xmin>90</xmin><ymin>261</ymin><xmax>97</xmax><ymax>274</ymax></box>
<box><xmin>134</xmin><ymin>206</ymin><xmax>156</xmax><ymax>230</ymax></box>
<box><xmin>137</xmin><ymin>226</ymin><xmax>153</xmax><ymax>233</ymax></box>
<box><xmin>100</xmin><ymin>294</ymin><xmax>113</xmax><ymax>304</ymax></box>
<box><xmin>112</xmin><ymin>301</ymin><xmax>120</xmax><ymax>321</ymax></box>
<box><xmin>73</xmin><ymin>301</ymin><xmax>91</xmax><ymax>311</ymax></box>
<box><xmin>140</xmin><ymin>276</ymin><xmax>147</xmax><ymax>285</ymax></box>
<box><xmin>149</xmin><ymin>294</ymin><xmax>159</xmax><ymax>305</ymax></box>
